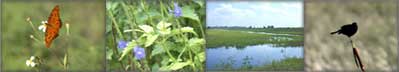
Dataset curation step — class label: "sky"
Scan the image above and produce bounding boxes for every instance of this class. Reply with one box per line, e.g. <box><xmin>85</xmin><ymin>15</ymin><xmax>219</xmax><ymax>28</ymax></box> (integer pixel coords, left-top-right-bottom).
<box><xmin>206</xmin><ymin>1</ymin><xmax>303</xmax><ymax>27</ymax></box>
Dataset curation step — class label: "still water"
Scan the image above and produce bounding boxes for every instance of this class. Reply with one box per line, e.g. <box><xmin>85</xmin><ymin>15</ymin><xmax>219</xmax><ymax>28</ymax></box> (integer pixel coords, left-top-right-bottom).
<box><xmin>206</xmin><ymin>44</ymin><xmax>303</xmax><ymax>70</ymax></box>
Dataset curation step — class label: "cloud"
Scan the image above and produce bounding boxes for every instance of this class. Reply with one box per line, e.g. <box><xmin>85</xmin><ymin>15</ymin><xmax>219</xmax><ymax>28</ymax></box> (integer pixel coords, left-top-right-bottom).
<box><xmin>211</xmin><ymin>3</ymin><xmax>256</xmax><ymax>17</ymax></box>
<box><xmin>250</xmin><ymin>2</ymin><xmax>302</xmax><ymax>17</ymax></box>
<box><xmin>207</xmin><ymin>2</ymin><xmax>303</xmax><ymax>27</ymax></box>
<box><xmin>282</xmin><ymin>2</ymin><xmax>302</xmax><ymax>9</ymax></box>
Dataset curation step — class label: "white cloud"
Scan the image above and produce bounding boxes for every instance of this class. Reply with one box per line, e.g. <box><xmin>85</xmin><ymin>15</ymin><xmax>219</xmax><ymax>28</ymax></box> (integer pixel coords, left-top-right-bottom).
<box><xmin>207</xmin><ymin>2</ymin><xmax>303</xmax><ymax>27</ymax></box>
<box><xmin>282</xmin><ymin>2</ymin><xmax>302</xmax><ymax>9</ymax></box>
<box><xmin>250</xmin><ymin>2</ymin><xmax>301</xmax><ymax>17</ymax></box>
<box><xmin>212</xmin><ymin>3</ymin><xmax>256</xmax><ymax>17</ymax></box>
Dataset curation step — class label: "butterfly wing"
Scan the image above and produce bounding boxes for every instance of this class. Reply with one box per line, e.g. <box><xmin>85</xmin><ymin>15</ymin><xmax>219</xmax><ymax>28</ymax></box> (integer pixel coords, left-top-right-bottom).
<box><xmin>45</xmin><ymin>5</ymin><xmax>62</xmax><ymax>48</ymax></box>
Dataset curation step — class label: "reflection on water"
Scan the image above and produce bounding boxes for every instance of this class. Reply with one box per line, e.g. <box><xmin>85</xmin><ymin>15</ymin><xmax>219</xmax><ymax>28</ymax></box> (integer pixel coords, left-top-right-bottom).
<box><xmin>269</xmin><ymin>36</ymin><xmax>294</xmax><ymax>41</ymax></box>
<box><xmin>206</xmin><ymin>44</ymin><xmax>303</xmax><ymax>70</ymax></box>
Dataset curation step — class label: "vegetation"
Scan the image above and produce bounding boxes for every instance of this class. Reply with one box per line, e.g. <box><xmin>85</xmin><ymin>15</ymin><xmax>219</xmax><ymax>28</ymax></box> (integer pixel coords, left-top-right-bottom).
<box><xmin>214</xmin><ymin>56</ymin><xmax>303</xmax><ymax>71</ymax></box>
<box><xmin>2</xmin><ymin>2</ymin><xmax>104</xmax><ymax>71</ymax></box>
<box><xmin>255</xmin><ymin>57</ymin><xmax>303</xmax><ymax>71</ymax></box>
<box><xmin>106</xmin><ymin>0</ymin><xmax>205</xmax><ymax>71</ymax></box>
<box><xmin>206</xmin><ymin>28</ymin><xmax>303</xmax><ymax>48</ymax></box>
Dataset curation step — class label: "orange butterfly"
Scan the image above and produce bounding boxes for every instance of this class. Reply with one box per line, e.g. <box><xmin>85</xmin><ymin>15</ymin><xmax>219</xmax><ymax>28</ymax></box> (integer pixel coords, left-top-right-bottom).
<box><xmin>45</xmin><ymin>5</ymin><xmax>62</xmax><ymax>48</ymax></box>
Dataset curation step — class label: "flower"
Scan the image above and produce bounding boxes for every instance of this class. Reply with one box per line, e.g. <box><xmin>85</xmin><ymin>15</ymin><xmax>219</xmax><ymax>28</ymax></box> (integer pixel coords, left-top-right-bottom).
<box><xmin>26</xmin><ymin>56</ymin><xmax>37</xmax><ymax>67</ymax></box>
<box><xmin>133</xmin><ymin>46</ymin><xmax>145</xmax><ymax>60</ymax></box>
<box><xmin>118</xmin><ymin>40</ymin><xmax>128</xmax><ymax>49</ymax></box>
<box><xmin>38</xmin><ymin>21</ymin><xmax>47</xmax><ymax>32</ymax></box>
<box><xmin>172</xmin><ymin>2</ymin><xmax>182</xmax><ymax>17</ymax></box>
<box><xmin>26</xmin><ymin>17</ymin><xmax>31</xmax><ymax>22</ymax></box>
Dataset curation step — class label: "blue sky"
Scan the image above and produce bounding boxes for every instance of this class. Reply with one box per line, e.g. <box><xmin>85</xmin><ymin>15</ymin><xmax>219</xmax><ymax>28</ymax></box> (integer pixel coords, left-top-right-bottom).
<box><xmin>207</xmin><ymin>1</ymin><xmax>303</xmax><ymax>27</ymax></box>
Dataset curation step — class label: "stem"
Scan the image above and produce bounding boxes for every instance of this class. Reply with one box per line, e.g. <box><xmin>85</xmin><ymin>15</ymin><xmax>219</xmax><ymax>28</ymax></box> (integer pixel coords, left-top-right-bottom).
<box><xmin>108</xmin><ymin>10</ymin><xmax>125</xmax><ymax>40</ymax></box>
<box><xmin>141</xmin><ymin>0</ymin><xmax>155</xmax><ymax>27</ymax></box>
<box><xmin>27</xmin><ymin>18</ymin><xmax>39</xmax><ymax>35</ymax></box>
<box><xmin>64</xmin><ymin>23</ymin><xmax>70</xmax><ymax>71</ymax></box>
<box><xmin>111</xmin><ymin>22</ymin><xmax>127</xmax><ymax>72</ymax></box>
<box><xmin>177</xmin><ymin>46</ymin><xmax>187</xmax><ymax>59</ymax></box>
<box><xmin>196</xmin><ymin>21</ymin><xmax>205</xmax><ymax>38</ymax></box>
<box><xmin>161</xmin><ymin>38</ymin><xmax>177</xmax><ymax>61</ymax></box>
<box><xmin>350</xmin><ymin>39</ymin><xmax>365</xmax><ymax>72</ymax></box>
<box><xmin>188</xmin><ymin>46</ymin><xmax>195</xmax><ymax>70</ymax></box>
<box><xmin>159</xmin><ymin>1</ymin><xmax>165</xmax><ymax>17</ymax></box>
<box><xmin>47</xmin><ymin>49</ymin><xmax>65</xmax><ymax>69</ymax></box>
<box><xmin>120</xmin><ymin>2</ymin><xmax>136</xmax><ymax>71</ymax></box>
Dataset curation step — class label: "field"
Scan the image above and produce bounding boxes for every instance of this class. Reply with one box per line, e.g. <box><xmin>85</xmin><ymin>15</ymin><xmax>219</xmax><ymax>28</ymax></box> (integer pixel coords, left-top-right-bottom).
<box><xmin>206</xmin><ymin>28</ymin><xmax>303</xmax><ymax>48</ymax></box>
<box><xmin>213</xmin><ymin>27</ymin><xmax>303</xmax><ymax>35</ymax></box>
<box><xmin>206</xmin><ymin>28</ymin><xmax>303</xmax><ymax>71</ymax></box>
<box><xmin>254</xmin><ymin>57</ymin><xmax>303</xmax><ymax>70</ymax></box>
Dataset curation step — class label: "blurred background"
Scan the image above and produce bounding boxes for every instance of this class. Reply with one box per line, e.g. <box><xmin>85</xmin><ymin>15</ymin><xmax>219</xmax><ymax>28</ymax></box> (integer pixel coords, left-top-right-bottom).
<box><xmin>305</xmin><ymin>0</ymin><xmax>397</xmax><ymax>71</ymax></box>
<box><xmin>1</xmin><ymin>1</ymin><xmax>105</xmax><ymax>71</ymax></box>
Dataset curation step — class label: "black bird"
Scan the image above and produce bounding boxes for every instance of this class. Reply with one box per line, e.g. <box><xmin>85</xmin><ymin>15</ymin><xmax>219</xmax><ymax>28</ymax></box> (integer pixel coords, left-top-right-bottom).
<box><xmin>330</xmin><ymin>22</ymin><xmax>358</xmax><ymax>37</ymax></box>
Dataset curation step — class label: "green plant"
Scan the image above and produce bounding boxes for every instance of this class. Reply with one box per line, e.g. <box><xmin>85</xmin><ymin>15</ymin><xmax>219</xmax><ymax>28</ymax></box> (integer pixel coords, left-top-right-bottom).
<box><xmin>25</xmin><ymin>16</ymin><xmax>70</xmax><ymax>71</ymax></box>
<box><xmin>106</xmin><ymin>0</ymin><xmax>205</xmax><ymax>71</ymax></box>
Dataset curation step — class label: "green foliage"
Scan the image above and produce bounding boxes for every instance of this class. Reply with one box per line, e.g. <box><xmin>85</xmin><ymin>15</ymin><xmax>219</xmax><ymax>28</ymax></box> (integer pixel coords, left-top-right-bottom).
<box><xmin>256</xmin><ymin>57</ymin><xmax>304</xmax><ymax>70</ymax></box>
<box><xmin>106</xmin><ymin>0</ymin><xmax>205</xmax><ymax>71</ymax></box>
<box><xmin>2</xmin><ymin>2</ymin><xmax>105</xmax><ymax>71</ymax></box>
<box><xmin>215</xmin><ymin>56</ymin><xmax>303</xmax><ymax>71</ymax></box>
<box><xmin>206</xmin><ymin>28</ymin><xmax>304</xmax><ymax>48</ymax></box>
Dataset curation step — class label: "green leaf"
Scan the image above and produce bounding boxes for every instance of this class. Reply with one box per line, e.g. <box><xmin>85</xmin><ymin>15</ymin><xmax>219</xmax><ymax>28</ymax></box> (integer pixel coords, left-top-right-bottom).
<box><xmin>151</xmin><ymin>44</ymin><xmax>165</xmax><ymax>57</ymax></box>
<box><xmin>135</xmin><ymin>8</ymin><xmax>161</xmax><ymax>24</ymax></box>
<box><xmin>181</xmin><ymin>27</ymin><xmax>194</xmax><ymax>33</ymax></box>
<box><xmin>195</xmin><ymin>52</ymin><xmax>205</xmax><ymax>62</ymax></box>
<box><xmin>159</xmin><ymin>28</ymin><xmax>171</xmax><ymax>36</ymax></box>
<box><xmin>159</xmin><ymin>61</ymin><xmax>192</xmax><ymax>71</ymax></box>
<box><xmin>182</xmin><ymin>6</ymin><xmax>200</xmax><ymax>22</ymax></box>
<box><xmin>125</xmin><ymin>65</ymin><xmax>131</xmax><ymax>71</ymax></box>
<box><xmin>63</xmin><ymin>54</ymin><xmax>68</xmax><ymax>67</ymax></box>
<box><xmin>106</xmin><ymin>2</ymin><xmax>119</xmax><ymax>11</ymax></box>
<box><xmin>193</xmin><ymin>0</ymin><xmax>204</xmax><ymax>7</ymax></box>
<box><xmin>156</xmin><ymin>21</ymin><xmax>172</xmax><ymax>30</ymax></box>
<box><xmin>161</xmin><ymin>56</ymin><xmax>171</xmax><ymax>66</ymax></box>
<box><xmin>138</xmin><ymin>25</ymin><xmax>154</xmax><ymax>33</ymax></box>
<box><xmin>118</xmin><ymin>40</ymin><xmax>137</xmax><ymax>61</ymax></box>
<box><xmin>151</xmin><ymin>64</ymin><xmax>160</xmax><ymax>72</ymax></box>
<box><xmin>106</xmin><ymin>49</ymin><xmax>113</xmax><ymax>60</ymax></box>
<box><xmin>188</xmin><ymin>38</ymin><xmax>204</xmax><ymax>53</ymax></box>
<box><xmin>171</xmin><ymin>27</ymin><xmax>197</xmax><ymax>36</ymax></box>
<box><xmin>145</xmin><ymin>34</ymin><xmax>159</xmax><ymax>47</ymax></box>
<box><xmin>188</xmin><ymin>38</ymin><xmax>204</xmax><ymax>48</ymax></box>
<box><xmin>157</xmin><ymin>21</ymin><xmax>172</xmax><ymax>35</ymax></box>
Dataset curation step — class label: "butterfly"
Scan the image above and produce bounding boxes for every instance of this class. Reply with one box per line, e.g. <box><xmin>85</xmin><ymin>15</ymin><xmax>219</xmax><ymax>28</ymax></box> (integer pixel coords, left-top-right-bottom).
<box><xmin>45</xmin><ymin>5</ymin><xmax>62</xmax><ymax>48</ymax></box>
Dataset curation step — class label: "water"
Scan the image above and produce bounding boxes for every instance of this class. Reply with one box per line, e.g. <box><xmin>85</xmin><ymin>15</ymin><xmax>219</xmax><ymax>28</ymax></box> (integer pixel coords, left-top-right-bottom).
<box><xmin>206</xmin><ymin>44</ymin><xmax>303</xmax><ymax>70</ymax></box>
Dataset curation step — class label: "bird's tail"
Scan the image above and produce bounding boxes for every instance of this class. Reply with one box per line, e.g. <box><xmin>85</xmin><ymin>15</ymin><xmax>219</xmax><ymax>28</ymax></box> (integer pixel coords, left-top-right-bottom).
<box><xmin>330</xmin><ymin>31</ymin><xmax>338</xmax><ymax>35</ymax></box>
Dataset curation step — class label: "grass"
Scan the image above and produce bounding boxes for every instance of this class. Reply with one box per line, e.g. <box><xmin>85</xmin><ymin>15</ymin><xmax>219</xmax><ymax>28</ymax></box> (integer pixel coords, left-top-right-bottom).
<box><xmin>206</xmin><ymin>28</ymin><xmax>304</xmax><ymax>71</ymax></box>
<box><xmin>255</xmin><ymin>57</ymin><xmax>303</xmax><ymax>71</ymax></box>
<box><xmin>213</xmin><ymin>57</ymin><xmax>303</xmax><ymax>71</ymax></box>
<box><xmin>2</xmin><ymin>2</ymin><xmax>104</xmax><ymax>71</ymax></box>
<box><xmin>206</xmin><ymin>28</ymin><xmax>303</xmax><ymax>48</ymax></box>
<box><xmin>213</xmin><ymin>27</ymin><xmax>303</xmax><ymax>35</ymax></box>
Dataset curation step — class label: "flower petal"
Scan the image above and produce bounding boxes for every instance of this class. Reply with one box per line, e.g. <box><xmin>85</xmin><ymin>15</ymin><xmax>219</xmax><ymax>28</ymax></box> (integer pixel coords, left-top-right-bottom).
<box><xmin>117</xmin><ymin>40</ymin><xmax>128</xmax><ymax>49</ymax></box>
<box><xmin>173</xmin><ymin>2</ymin><xmax>182</xmax><ymax>17</ymax></box>
<box><xmin>133</xmin><ymin>46</ymin><xmax>146</xmax><ymax>60</ymax></box>
<box><xmin>38</xmin><ymin>25</ymin><xmax>46</xmax><ymax>32</ymax></box>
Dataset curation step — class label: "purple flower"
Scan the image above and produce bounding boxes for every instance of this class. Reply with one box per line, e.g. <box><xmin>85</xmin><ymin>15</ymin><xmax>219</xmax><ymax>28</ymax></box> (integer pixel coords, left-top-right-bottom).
<box><xmin>118</xmin><ymin>40</ymin><xmax>128</xmax><ymax>49</ymax></box>
<box><xmin>133</xmin><ymin>46</ymin><xmax>146</xmax><ymax>60</ymax></box>
<box><xmin>173</xmin><ymin>2</ymin><xmax>182</xmax><ymax>17</ymax></box>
